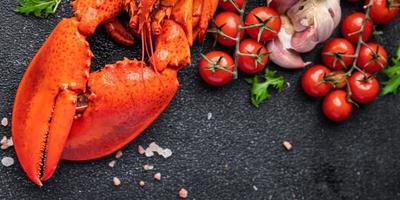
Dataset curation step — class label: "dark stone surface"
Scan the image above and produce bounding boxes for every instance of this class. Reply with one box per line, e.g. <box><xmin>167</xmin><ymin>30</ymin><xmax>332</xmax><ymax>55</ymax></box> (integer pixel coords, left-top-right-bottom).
<box><xmin>1</xmin><ymin>0</ymin><xmax>400</xmax><ymax>199</ymax></box>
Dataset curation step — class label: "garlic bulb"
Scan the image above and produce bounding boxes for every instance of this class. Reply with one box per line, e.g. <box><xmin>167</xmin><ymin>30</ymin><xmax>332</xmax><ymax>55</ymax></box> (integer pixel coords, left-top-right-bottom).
<box><xmin>267</xmin><ymin>0</ymin><xmax>341</xmax><ymax>69</ymax></box>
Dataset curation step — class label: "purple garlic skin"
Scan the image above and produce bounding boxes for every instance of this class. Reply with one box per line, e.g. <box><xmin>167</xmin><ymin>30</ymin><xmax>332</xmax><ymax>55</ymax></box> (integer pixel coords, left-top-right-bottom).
<box><xmin>266</xmin><ymin>0</ymin><xmax>341</xmax><ymax>69</ymax></box>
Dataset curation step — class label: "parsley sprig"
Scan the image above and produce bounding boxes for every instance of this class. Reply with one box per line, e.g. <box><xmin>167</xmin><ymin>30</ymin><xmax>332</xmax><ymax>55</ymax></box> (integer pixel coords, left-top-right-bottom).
<box><xmin>16</xmin><ymin>0</ymin><xmax>61</xmax><ymax>17</ymax></box>
<box><xmin>382</xmin><ymin>48</ymin><xmax>400</xmax><ymax>96</ymax></box>
<box><xmin>246</xmin><ymin>68</ymin><xmax>285</xmax><ymax>107</ymax></box>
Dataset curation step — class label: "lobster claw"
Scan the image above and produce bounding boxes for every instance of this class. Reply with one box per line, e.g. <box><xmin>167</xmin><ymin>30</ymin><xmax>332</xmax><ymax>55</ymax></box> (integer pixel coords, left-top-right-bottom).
<box><xmin>61</xmin><ymin>60</ymin><xmax>179</xmax><ymax>160</ymax></box>
<box><xmin>12</xmin><ymin>18</ymin><xmax>92</xmax><ymax>185</ymax></box>
<box><xmin>62</xmin><ymin>20</ymin><xmax>190</xmax><ymax>161</ymax></box>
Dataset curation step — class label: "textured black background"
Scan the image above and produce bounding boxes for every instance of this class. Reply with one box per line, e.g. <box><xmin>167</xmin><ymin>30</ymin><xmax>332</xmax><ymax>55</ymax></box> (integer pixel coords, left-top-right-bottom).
<box><xmin>1</xmin><ymin>0</ymin><xmax>400</xmax><ymax>199</ymax></box>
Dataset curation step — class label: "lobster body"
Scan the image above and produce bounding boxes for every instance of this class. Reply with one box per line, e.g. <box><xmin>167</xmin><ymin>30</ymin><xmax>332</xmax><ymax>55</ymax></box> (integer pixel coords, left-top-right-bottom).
<box><xmin>12</xmin><ymin>0</ymin><xmax>218</xmax><ymax>185</ymax></box>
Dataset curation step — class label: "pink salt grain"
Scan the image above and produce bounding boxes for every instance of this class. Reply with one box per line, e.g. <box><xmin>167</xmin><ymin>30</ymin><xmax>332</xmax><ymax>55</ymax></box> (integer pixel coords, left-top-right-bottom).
<box><xmin>179</xmin><ymin>188</ymin><xmax>188</xmax><ymax>198</ymax></box>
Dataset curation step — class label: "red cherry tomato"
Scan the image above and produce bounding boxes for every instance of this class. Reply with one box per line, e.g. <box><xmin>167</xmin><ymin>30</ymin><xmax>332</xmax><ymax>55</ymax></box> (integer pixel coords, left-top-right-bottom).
<box><xmin>367</xmin><ymin>0</ymin><xmax>399</xmax><ymax>24</ymax></box>
<box><xmin>322</xmin><ymin>38</ymin><xmax>355</xmax><ymax>70</ymax></box>
<box><xmin>341</xmin><ymin>12</ymin><xmax>373</xmax><ymax>44</ymax></box>
<box><xmin>219</xmin><ymin>0</ymin><xmax>244</xmax><ymax>12</ymax></box>
<box><xmin>245</xmin><ymin>7</ymin><xmax>281</xmax><ymax>42</ymax></box>
<box><xmin>322</xmin><ymin>90</ymin><xmax>353</xmax><ymax>122</ymax></box>
<box><xmin>349</xmin><ymin>71</ymin><xmax>379</xmax><ymax>104</ymax></box>
<box><xmin>198</xmin><ymin>51</ymin><xmax>234</xmax><ymax>86</ymax></box>
<box><xmin>237</xmin><ymin>39</ymin><xmax>269</xmax><ymax>74</ymax></box>
<box><xmin>301</xmin><ymin>65</ymin><xmax>333</xmax><ymax>97</ymax></box>
<box><xmin>357</xmin><ymin>42</ymin><xmax>388</xmax><ymax>74</ymax></box>
<box><xmin>213</xmin><ymin>12</ymin><xmax>245</xmax><ymax>46</ymax></box>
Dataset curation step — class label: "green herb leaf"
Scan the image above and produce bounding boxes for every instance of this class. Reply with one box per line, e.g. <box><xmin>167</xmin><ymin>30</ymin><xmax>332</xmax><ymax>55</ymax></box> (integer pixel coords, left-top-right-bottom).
<box><xmin>247</xmin><ymin>68</ymin><xmax>284</xmax><ymax>107</ymax></box>
<box><xmin>382</xmin><ymin>47</ymin><xmax>400</xmax><ymax>96</ymax></box>
<box><xmin>16</xmin><ymin>0</ymin><xmax>61</xmax><ymax>18</ymax></box>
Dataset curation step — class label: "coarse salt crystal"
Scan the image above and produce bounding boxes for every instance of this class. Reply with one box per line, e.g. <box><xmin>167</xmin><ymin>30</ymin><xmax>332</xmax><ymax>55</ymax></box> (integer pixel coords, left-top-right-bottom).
<box><xmin>1</xmin><ymin>157</ymin><xmax>14</xmax><ymax>167</ymax></box>
<box><xmin>145</xmin><ymin>148</ymin><xmax>154</xmax><ymax>157</ymax></box>
<box><xmin>161</xmin><ymin>148</ymin><xmax>172</xmax><ymax>158</ymax></box>
<box><xmin>139</xmin><ymin>180</ymin><xmax>145</xmax><ymax>187</ymax></box>
<box><xmin>108</xmin><ymin>160</ymin><xmax>116</xmax><ymax>168</ymax></box>
<box><xmin>1</xmin><ymin>118</ymin><xmax>8</xmax><ymax>127</ymax></box>
<box><xmin>207</xmin><ymin>112</ymin><xmax>212</xmax><ymax>120</ymax></box>
<box><xmin>154</xmin><ymin>172</ymin><xmax>161</xmax><ymax>181</ymax></box>
<box><xmin>283</xmin><ymin>141</ymin><xmax>293</xmax><ymax>151</ymax></box>
<box><xmin>113</xmin><ymin>177</ymin><xmax>121</xmax><ymax>186</ymax></box>
<box><xmin>179</xmin><ymin>188</ymin><xmax>188</xmax><ymax>198</ymax></box>
<box><xmin>138</xmin><ymin>145</ymin><xmax>145</xmax><ymax>155</ymax></box>
<box><xmin>7</xmin><ymin>137</ymin><xmax>13</xmax><ymax>147</ymax></box>
<box><xmin>253</xmin><ymin>185</ymin><xmax>258</xmax><ymax>191</ymax></box>
<box><xmin>143</xmin><ymin>164</ymin><xmax>154</xmax><ymax>171</ymax></box>
<box><xmin>0</xmin><ymin>136</ymin><xmax>7</xmax><ymax>145</ymax></box>
<box><xmin>1</xmin><ymin>144</ymin><xmax>8</xmax><ymax>150</ymax></box>
<box><xmin>115</xmin><ymin>150</ymin><xmax>123</xmax><ymax>159</ymax></box>
<box><xmin>149</xmin><ymin>142</ymin><xmax>162</xmax><ymax>153</ymax></box>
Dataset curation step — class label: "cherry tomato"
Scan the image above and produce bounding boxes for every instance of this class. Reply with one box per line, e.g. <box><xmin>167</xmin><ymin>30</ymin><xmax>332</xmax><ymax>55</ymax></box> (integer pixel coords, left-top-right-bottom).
<box><xmin>349</xmin><ymin>71</ymin><xmax>379</xmax><ymax>104</ymax></box>
<box><xmin>357</xmin><ymin>42</ymin><xmax>388</xmax><ymax>74</ymax></box>
<box><xmin>245</xmin><ymin>7</ymin><xmax>281</xmax><ymax>42</ymax></box>
<box><xmin>322</xmin><ymin>38</ymin><xmax>355</xmax><ymax>70</ymax></box>
<box><xmin>328</xmin><ymin>70</ymin><xmax>347</xmax><ymax>89</ymax></box>
<box><xmin>198</xmin><ymin>51</ymin><xmax>234</xmax><ymax>86</ymax></box>
<box><xmin>367</xmin><ymin>0</ymin><xmax>399</xmax><ymax>24</ymax></box>
<box><xmin>237</xmin><ymin>39</ymin><xmax>269</xmax><ymax>74</ymax></box>
<box><xmin>219</xmin><ymin>0</ymin><xmax>244</xmax><ymax>12</ymax></box>
<box><xmin>213</xmin><ymin>12</ymin><xmax>245</xmax><ymax>46</ymax></box>
<box><xmin>322</xmin><ymin>90</ymin><xmax>353</xmax><ymax>122</ymax></box>
<box><xmin>301</xmin><ymin>65</ymin><xmax>333</xmax><ymax>97</ymax></box>
<box><xmin>341</xmin><ymin>12</ymin><xmax>373</xmax><ymax>44</ymax></box>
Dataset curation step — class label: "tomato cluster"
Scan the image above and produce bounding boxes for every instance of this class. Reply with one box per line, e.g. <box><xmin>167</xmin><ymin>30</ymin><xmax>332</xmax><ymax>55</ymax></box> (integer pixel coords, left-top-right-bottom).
<box><xmin>302</xmin><ymin>0</ymin><xmax>398</xmax><ymax>122</ymax></box>
<box><xmin>198</xmin><ymin>1</ymin><xmax>281</xmax><ymax>86</ymax></box>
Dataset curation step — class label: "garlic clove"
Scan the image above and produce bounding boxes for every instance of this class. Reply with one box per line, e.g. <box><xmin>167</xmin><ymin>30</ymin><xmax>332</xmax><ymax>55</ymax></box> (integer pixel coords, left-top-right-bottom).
<box><xmin>291</xmin><ymin>26</ymin><xmax>319</xmax><ymax>53</ymax></box>
<box><xmin>267</xmin><ymin>38</ymin><xmax>310</xmax><ymax>69</ymax></box>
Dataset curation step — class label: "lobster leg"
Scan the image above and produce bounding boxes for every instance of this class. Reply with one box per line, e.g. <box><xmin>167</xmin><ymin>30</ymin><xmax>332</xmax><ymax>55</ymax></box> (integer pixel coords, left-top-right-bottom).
<box><xmin>197</xmin><ymin>0</ymin><xmax>218</xmax><ymax>42</ymax></box>
<box><xmin>71</xmin><ymin>0</ymin><xmax>124</xmax><ymax>36</ymax></box>
<box><xmin>104</xmin><ymin>18</ymin><xmax>135</xmax><ymax>46</ymax></box>
<box><xmin>12</xmin><ymin>18</ymin><xmax>92</xmax><ymax>186</ymax></box>
<box><xmin>172</xmin><ymin>0</ymin><xmax>193</xmax><ymax>46</ymax></box>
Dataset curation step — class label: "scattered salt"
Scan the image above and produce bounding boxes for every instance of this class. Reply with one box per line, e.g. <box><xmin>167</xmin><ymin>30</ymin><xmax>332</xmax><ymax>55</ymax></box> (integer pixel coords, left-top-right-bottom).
<box><xmin>1</xmin><ymin>157</ymin><xmax>14</xmax><ymax>167</ymax></box>
<box><xmin>113</xmin><ymin>177</ymin><xmax>121</xmax><ymax>186</ymax></box>
<box><xmin>253</xmin><ymin>185</ymin><xmax>258</xmax><ymax>191</ymax></box>
<box><xmin>154</xmin><ymin>172</ymin><xmax>161</xmax><ymax>181</ymax></box>
<box><xmin>138</xmin><ymin>145</ymin><xmax>145</xmax><ymax>155</ymax></box>
<box><xmin>108</xmin><ymin>160</ymin><xmax>117</xmax><ymax>168</ymax></box>
<box><xmin>286</xmin><ymin>82</ymin><xmax>291</xmax><ymax>88</ymax></box>
<box><xmin>1</xmin><ymin>144</ymin><xmax>8</xmax><ymax>150</ymax></box>
<box><xmin>144</xmin><ymin>148</ymin><xmax>154</xmax><ymax>157</ymax></box>
<box><xmin>207</xmin><ymin>112</ymin><xmax>212</xmax><ymax>120</ymax></box>
<box><xmin>179</xmin><ymin>188</ymin><xmax>188</xmax><ymax>199</ymax></box>
<box><xmin>7</xmin><ymin>137</ymin><xmax>13</xmax><ymax>147</ymax></box>
<box><xmin>149</xmin><ymin>142</ymin><xmax>162</xmax><ymax>153</ymax></box>
<box><xmin>161</xmin><ymin>148</ymin><xmax>172</xmax><ymax>159</ymax></box>
<box><xmin>144</xmin><ymin>142</ymin><xmax>172</xmax><ymax>158</ymax></box>
<box><xmin>143</xmin><ymin>164</ymin><xmax>154</xmax><ymax>171</ymax></box>
<box><xmin>1</xmin><ymin>118</ymin><xmax>8</xmax><ymax>127</ymax></box>
<box><xmin>283</xmin><ymin>141</ymin><xmax>293</xmax><ymax>151</ymax></box>
<box><xmin>0</xmin><ymin>136</ymin><xmax>7</xmax><ymax>145</ymax></box>
<box><xmin>115</xmin><ymin>150</ymin><xmax>123</xmax><ymax>159</ymax></box>
<box><xmin>139</xmin><ymin>180</ymin><xmax>145</xmax><ymax>187</ymax></box>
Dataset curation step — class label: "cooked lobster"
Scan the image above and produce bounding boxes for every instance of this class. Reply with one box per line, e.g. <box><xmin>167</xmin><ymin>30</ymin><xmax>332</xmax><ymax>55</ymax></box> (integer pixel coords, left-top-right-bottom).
<box><xmin>12</xmin><ymin>0</ymin><xmax>218</xmax><ymax>186</ymax></box>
